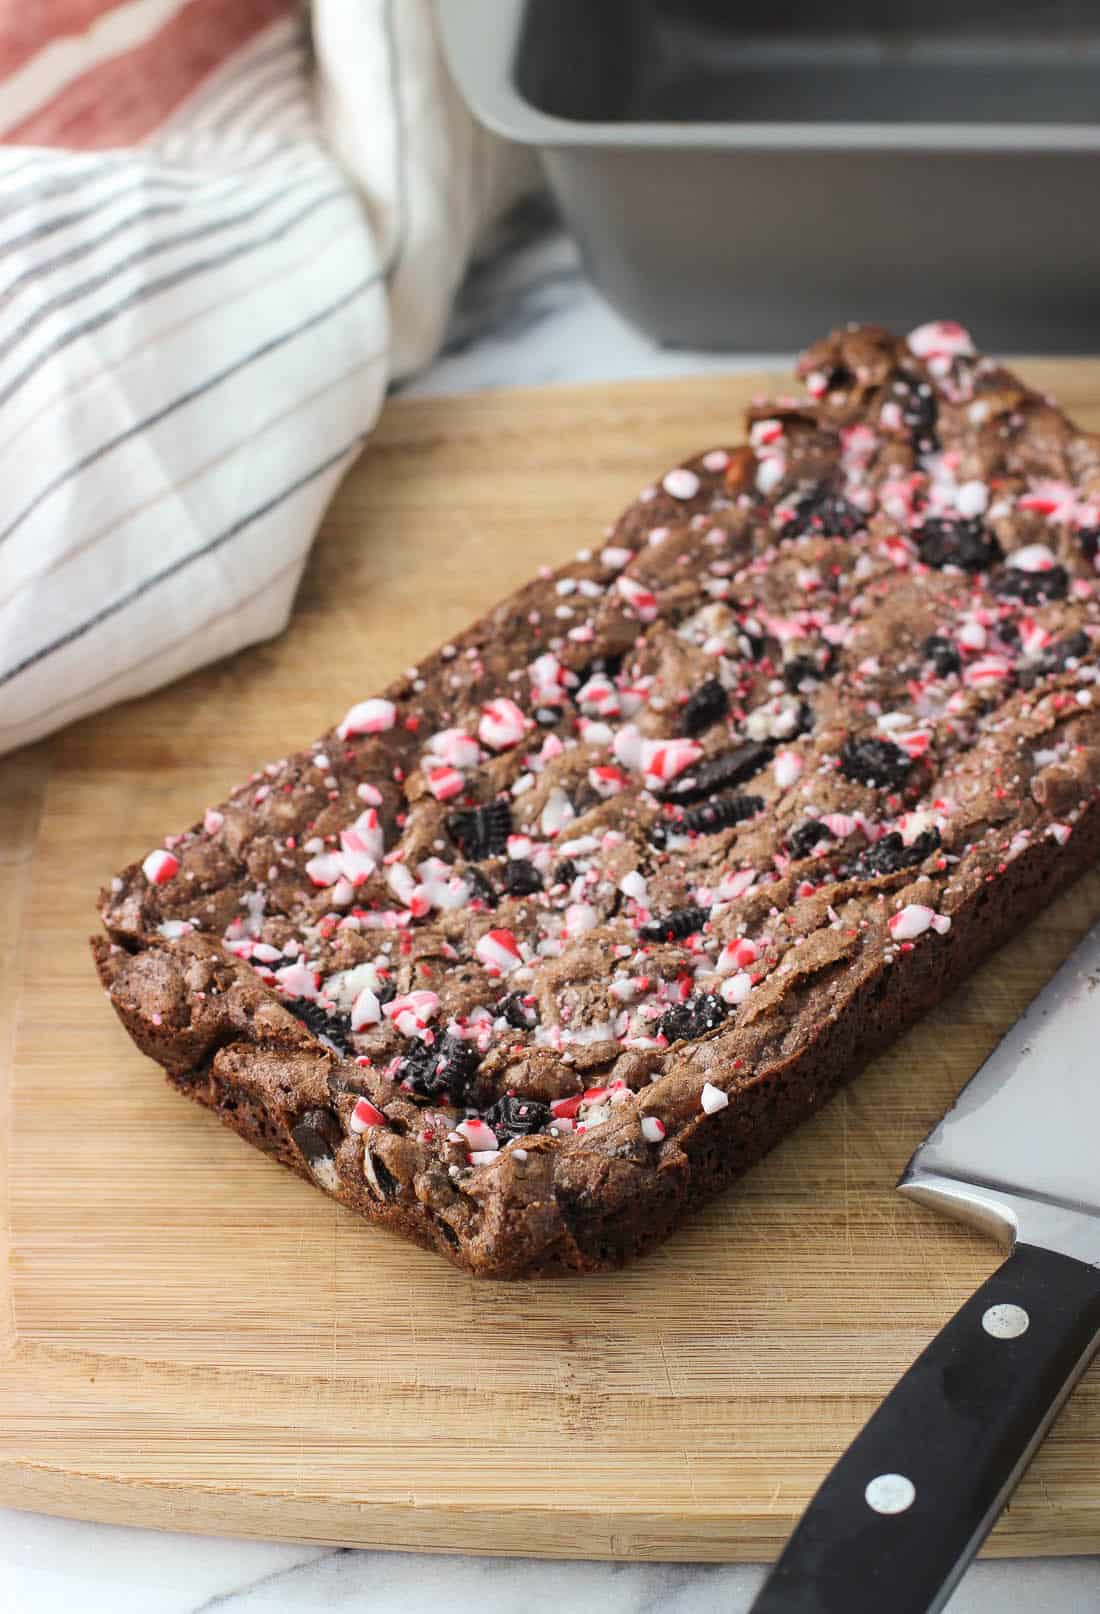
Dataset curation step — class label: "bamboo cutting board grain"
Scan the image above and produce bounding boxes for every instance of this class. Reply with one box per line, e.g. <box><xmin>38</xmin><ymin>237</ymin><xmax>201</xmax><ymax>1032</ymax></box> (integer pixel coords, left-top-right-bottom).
<box><xmin>5</xmin><ymin>366</ymin><xmax>1100</xmax><ymax>1560</ymax></box>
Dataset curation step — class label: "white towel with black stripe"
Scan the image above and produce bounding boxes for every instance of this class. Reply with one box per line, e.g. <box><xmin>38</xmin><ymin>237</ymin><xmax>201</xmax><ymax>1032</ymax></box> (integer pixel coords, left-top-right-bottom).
<box><xmin>0</xmin><ymin>0</ymin><xmax>527</xmax><ymax>756</ymax></box>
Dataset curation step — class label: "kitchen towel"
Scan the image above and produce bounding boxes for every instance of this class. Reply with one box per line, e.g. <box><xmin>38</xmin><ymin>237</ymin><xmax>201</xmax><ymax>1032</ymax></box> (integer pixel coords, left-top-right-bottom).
<box><xmin>0</xmin><ymin>0</ymin><xmax>527</xmax><ymax>757</ymax></box>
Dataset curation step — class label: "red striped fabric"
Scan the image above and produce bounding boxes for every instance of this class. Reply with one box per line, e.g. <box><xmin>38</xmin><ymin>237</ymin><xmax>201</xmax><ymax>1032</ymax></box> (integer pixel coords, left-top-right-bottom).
<box><xmin>0</xmin><ymin>0</ymin><xmax>121</xmax><ymax>81</ymax></box>
<box><xmin>1</xmin><ymin>0</ymin><xmax>295</xmax><ymax>148</ymax></box>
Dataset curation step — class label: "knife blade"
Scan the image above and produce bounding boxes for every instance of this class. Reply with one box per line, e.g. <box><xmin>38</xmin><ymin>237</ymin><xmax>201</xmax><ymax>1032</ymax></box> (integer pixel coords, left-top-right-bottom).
<box><xmin>750</xmin><ymin>921</ymin><xmax>1100</xmax><ymax>1614</ymax></box>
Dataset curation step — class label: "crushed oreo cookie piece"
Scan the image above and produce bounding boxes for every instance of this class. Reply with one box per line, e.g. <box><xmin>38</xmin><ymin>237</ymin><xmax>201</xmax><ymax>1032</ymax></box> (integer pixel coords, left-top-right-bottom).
<box><xmin>1018</xmin><ymin>628</ymin><xmax>1090</xmax><ymax>688</ymax></box>
<box><xmin>661</xmin><ymin>742</ymin><xmax>772</xmax><ymax>804</ymax></box>
<box><xmin>483</xmin><ymin>1093</ymin><xmax>551</xmax><ymax>1142</ymax></box>
<box><xmin>497</xmin><ymin>991</ymin><xmax>539</xmax><ymax>1030</ymax></box>
<box><xmin>287</xmin><ymin>997</ymin><xmax>355</xmax><ymax>1057</ymax></box>
<box><xmin>400</xmin><ymin>1033</ymin><xmax>480</xmax><ymax>1102</ymax></box>
<box><xmin>502</xmin><ymin>858</ymin><xmax>543</xmax><ymax>897</ymax></box>
<box><xmin>993</xmin><ymin>564</ymin><xmax>1070</xmax><ymax>604</ymax></box>
<box><xmin>464</xmin><ymin>866</ymin><xmax>497</xmax><ymax>907</ymax></box>
<box><xmin>851</xmin><ymin>827</ymin><xmax>941</xmax><ymax>879</ymax></box>
<box><xmin>658</xmin><ymin>993</ymin><xmax>728</xmax><ymax>1045</ymax></box>
<box><xmin>680</xmin><ymin>677</ymin><xmax>729</xmax><ymax>737</ymax></box>
<box><xmin>921</xmin><ymin>634</ymin><xmax>962</xmax><ymax>678</ymax></box>
<box><xmin>917</xmin><ymin>517</ymin><xmax>1002</xmax><ymax>572</ymax></box>
<box><xmin>552</xmin><ymin>858</ymin><xmax>578</xmax><ymax>887</ymax></box>
<box><xmin>839</xmin><ymin>736</ymin><xmax>914</xmax><ymax>790</ymax></box>
<box><xmin>1078</xmin><ymin>527</ymin><xmax>1100</xmax><ymax>562</ymax></box>
<box><xmin>290</xmin><ymin>1107</ymin><xmax>341</xmax><ymax>1166</ymax></box>
<box><xmin>650</xmin><ymin>792</ymin><xmax>764</xmax><ymax>846</ymax></box>
<box><xmin>639</xmin><ymin>904</ymin><xmax>710</xmax><ymax>943</ymax></box>
<box><xmin>783</xmin><ymin>485</ymin><xmax>865</xmax><ymax>539</ymax></box>
<box><xmin>446</xmin><ymin>799</ymin><xmax>512</xmax><ymax>860</ymax></box>
<box><xmin>783</xmin><ymin>650</ymin><xmax>831</xmax><ymax>692</ymax></box>
<box><xmin>894</xmin><ymin>370</ymin><xmax>939</xmax><ymax>452</ymax></box>
<box><xmin>787</xmin><ymin>819</ymin><xmax>835</xmax><ymax>860</ymax></box>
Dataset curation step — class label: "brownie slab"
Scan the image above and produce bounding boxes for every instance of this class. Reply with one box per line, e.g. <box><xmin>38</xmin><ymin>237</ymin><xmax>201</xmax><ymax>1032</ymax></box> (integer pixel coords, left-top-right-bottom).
<box><xmin>95</xmin><ymin>322</ymin><xmax>1100</xmax><ymax>1277</ymax></box>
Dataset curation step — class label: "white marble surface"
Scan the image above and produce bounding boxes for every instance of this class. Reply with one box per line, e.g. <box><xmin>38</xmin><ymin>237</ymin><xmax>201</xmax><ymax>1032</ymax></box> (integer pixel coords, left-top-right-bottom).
<box><xmin>7</xmin><ymin>198</ymin><xmax>1100</xmax><ymax>1614</ymax></box>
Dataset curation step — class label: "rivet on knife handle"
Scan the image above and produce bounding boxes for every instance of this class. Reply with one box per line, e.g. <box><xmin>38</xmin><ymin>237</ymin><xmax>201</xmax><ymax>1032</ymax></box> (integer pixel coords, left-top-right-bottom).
<box><xmin>749</xmin><ymin>1243</ymin><xmax>1100</xmax><ymax>1614</ymax></box>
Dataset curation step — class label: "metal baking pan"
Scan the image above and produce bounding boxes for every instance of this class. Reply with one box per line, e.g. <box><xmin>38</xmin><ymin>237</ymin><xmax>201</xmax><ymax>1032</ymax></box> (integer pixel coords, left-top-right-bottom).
<box><xmin>437</xmin><ymin>0</ymin><xmax>1100</xmax><ymax>352</ymax></box>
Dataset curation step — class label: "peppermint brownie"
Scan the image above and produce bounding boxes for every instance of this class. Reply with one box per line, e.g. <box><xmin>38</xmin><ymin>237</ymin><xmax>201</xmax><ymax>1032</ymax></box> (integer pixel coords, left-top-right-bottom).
<box><xmin>94</xmin><ymin>322</ymin><xmax>1100</xmax><ymax>1278</ymax></box>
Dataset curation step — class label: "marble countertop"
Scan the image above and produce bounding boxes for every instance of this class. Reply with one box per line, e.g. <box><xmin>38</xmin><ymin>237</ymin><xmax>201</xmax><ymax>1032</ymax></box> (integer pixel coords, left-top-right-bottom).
<box><xmin>6</xmin><ymin>199</ymin><xmax>1099</xmax><ymax>1614</ymax></box>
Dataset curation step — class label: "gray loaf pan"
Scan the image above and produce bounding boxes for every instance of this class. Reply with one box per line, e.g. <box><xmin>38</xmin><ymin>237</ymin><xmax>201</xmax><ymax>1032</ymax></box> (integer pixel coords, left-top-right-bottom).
<box><xmin>437</xmin><ymin>0</ymin><xmax>1100</xmax><ymax>352</ymax></box>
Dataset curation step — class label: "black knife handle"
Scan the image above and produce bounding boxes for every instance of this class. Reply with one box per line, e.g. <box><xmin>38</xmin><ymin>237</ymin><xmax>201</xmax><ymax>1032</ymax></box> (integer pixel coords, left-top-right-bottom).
<box><xmin>750</xmin><ymin>1243</ymin><xmax>1100</xmax><ymax>1614</ymax></box>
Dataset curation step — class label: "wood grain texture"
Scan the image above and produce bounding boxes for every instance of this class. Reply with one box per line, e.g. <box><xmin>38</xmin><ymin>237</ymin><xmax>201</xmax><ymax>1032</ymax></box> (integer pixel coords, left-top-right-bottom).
<box><xmin>4</xmin><ymin>363</ymin><xmax>1100</xmax><ymax>1560</ymax></box>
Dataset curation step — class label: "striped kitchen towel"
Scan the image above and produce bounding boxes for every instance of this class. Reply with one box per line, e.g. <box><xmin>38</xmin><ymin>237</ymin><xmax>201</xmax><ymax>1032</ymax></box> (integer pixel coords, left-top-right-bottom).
<box><xmin>0</xmin><ymin>0</ymin><xmax>528</xmax><ymax>756</ymax></box>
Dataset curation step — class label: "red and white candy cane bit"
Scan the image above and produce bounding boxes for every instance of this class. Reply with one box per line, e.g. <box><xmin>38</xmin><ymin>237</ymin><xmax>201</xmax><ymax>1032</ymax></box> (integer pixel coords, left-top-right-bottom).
<box><xmin>427</xmin><ymin>764</ymin><xmax>465</xmax><ymax>802</ymax></box>
<box><xmin>906</xmin><ymin>320</ymin><xmax>975</xmax><ymax>361</ymax></box>
<box><xmin>700</xmin><ymin>1081</ymin><xmax>729</xmax><ymax>1115</ymax></box>
<box><xmin>717</xmin><ymin>937</ymin><xmax>757</xmax><ymax>974</ymax></box>
<box><xmin>337</xmin><ymin>698</ymin><xmax>396</xmax><ymax>739</ymax></box>
<box><xmin>383</xmin><ymin>989</ymin><xmax>440</xmax><ymax>1028</ymax></box>
<box><xmin>581</xmin><ymin>1085</ymin><xmax>611</xmax><ymax>1107</ymax></box>
<box><xmin>356</xmin><ymin>781</ymin><xmax>384</xmax><ymax>806</ymax></box>
<box><xmin>351</xmin><ymin>985</ymin><xmax>382</xmax><ymax>1030</ymax></box>
<box><xmin>478</xmin><ymin>697</ymin><xmax>530</xmax><ymax>751</ymax></box>
<box><xmin>203</xmin><ymin>808</ymin><xmax>224</xmax><ymax>835</ymax></box>
<box><xmin>350</xmin><ymin>1097</ymin><xmax>387</xmax><ymax>1132</ymax></box>
<box><xmin>641</xmin><ymin>737</ymin><xmax>704</xmax><ymax>785</ymax></box>
<box><xmin>550</xmin><ymin>1093</ymin><xmax>584</xmax><ymax>1120</ymax></box>
<box><xmin>888</xmin><ymin>904</ymin><xmax>944</xmax><ymax>941</ymax></box>
<box><xmin>616</xmin><ymin>575</ymin><xmax>659</xmax><ymax>622</ymax></box>
<box><xmin>662</xmin><ymin>466</ymin><xmax>701</xmax><ymax>499</ymax></box>
<box><xmin>640</xmin><ymin>1115</ymin><xmax>666</xmax><ymax>1144</ymax></box>
<box><xmin>476</xmin><ymin>929</ymin><xmax>523</xmax><ymax>974</ymax></box>
<box><xmin>427</xmin><ymin>727</ymin><xmax>481</xmax><ymax>768</ymax></box>
<box><xmin>773</xmin><ymin>749</ymin><xmax>803</xmax><ymax>789</ymax></box>
<box><xmin>141</xmin><ymin>849</ymin><xmax>180</xmax><ymax>885</ymax></box>
<box><xmin>750</xmin><ymin>418</ymin><xmax>785</xmax><ymax>450</ymax></box>
<box><xmin>963</xmin><ymin>655</ymin><xmax>1013</xmax><ymax>687</ymax></box>
<box><xmin>456</xmin><ymin>1117</ymin><xmax>499</xmax><ymax>1153</ymax></box>
<box><xmin>276</xmin><ymin>961</ymin><xmax>320</xmax><ymax>998</ymax></box>
<box><xmin>305</xmin><ymin>851</ymin><xmax>343</xmax><ymax>887</ymax></box>
<box><xmin>589</xmin><ymin>764</ymin><xmax>629</xmax><ymax>800</ymax></box>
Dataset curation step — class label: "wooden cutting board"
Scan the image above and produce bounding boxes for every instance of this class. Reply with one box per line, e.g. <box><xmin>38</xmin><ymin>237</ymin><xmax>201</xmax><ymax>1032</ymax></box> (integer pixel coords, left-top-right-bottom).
<box><xmin>6</xmin><ymin>365</ymin><xmax>1100</xmax><ymax>1562</ymax></box>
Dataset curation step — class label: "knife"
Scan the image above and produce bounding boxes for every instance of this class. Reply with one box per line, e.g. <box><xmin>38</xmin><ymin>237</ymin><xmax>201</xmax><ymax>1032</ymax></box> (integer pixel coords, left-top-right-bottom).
<box><xmin>750</xmin><ymin>921</ymin><xmax>1100</xmax><ymax>1614</ymax></box>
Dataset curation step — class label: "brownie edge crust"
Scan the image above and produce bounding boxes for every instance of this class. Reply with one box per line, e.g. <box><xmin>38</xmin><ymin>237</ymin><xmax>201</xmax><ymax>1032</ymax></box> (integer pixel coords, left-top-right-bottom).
<box><xmin>95</xmin><ymin>322</ymin><xmax>1100</xmax><ymax>1277</ymax></box>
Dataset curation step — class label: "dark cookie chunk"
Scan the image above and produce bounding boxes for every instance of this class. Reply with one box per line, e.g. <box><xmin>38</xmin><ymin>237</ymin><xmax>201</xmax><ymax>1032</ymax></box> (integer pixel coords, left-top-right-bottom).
<box><xmin>1078</xmin><ymin>527</ymin><xmax>1100</xmax><ymax>562</ymax></box>
<box><xmin>650</xmin><ymin>792</ymin><xmax>764</xmax><ymax>847</ymax></box>
<box><xmin>680</xmin><ymin>677</ymin><xmax>729</xmax><ymax>737</ymax></box>
<box><xmin>893</xmin><ymin>371</ymin><xmax>938</xmax><ymax>452</ymax></box>
<box><xmin>446</xmin><ymin>800</ymin><xmax>512</xmax><ymax>860</ymax></box>
<box><xmin>287</xmin><ymin>997</ymin><xmax>355</xmax><ymax>1057</ymax></box>
<box><xmin>850</xmin><ymin>827</ymin><xmax>941</xmax><ymax>879</ymax></box>
<box><xmin>922</xmin><ymin>634</ymin><xmax>962</xmax><ymax>678</ymax></box>
<box><xmin>290</xmin><ymin>1107</ymin><xmax>342</xmax><ymax>1166</ymax></box>
<box><xmin>661</xmin><ymin>742</ymin><xmax>772</xmax><ymax>804</ymax></box>
<box><xmin>993</xmin><ymin>564</ymin><xmax>1070</xmax><ymax>605</ymax></box>
<box><xmin>465</xmin><ymin>866</ymin><xmax>497</xmax><ymax>907</ymax></box>
<box><xmin>483</xmin><ymin>1093</ymin><xmax>551</xmax><ymax>1142</ymax></box>
<box><xmin>400</xmin><ymin>1033</ymin><xmax>480</xmax><ymax>1103</ymax></box>
<box><xmin>501</xmin><ymin>858</ymin><xmax>543</xmax><ymax>897</ymax></box>
<box><xmin>551</xmin><ymin>858</ymin><xmax>578</xmax><ymax>887</ymax></box>
<box><xmin>639</xmin><ymin>905</ymin><xmax>710</xmax><ymax>943</ymax></box>
<box><xmin>658</xmin><ymin>993</ymin><xmax>728</xmax><ymax>1045</ymax></box>
<box><xmin>1018</xmin><ymin>628</ymin><xmax>1090</xmax><ymax>688</ymax></box>
<box><xmin>783</xmin><ymin>485</ymin><xmax>865</xmax><ymax>539</ymax></box>
<box><xmin>917</xmin><ymin>517</ymin><xmax>1002</xmax><ymax>573</ymax></box>
<box><xmin>783</xmin><ymin>651</ymin><xmax>831</xmax><ymax>692</ymax></box>
<box><xmin>786</xmin><ymin>819</ymin><xmax>835</xmax><ymax>860</ymax></box>
<box><xmin>839</xmin><ymin>736</ymin><xmax>913</xmax><ymax>790</ymax></box>
<box><xmin>497</xmin><ymin>991</ymin><xmax>539</xmax><ymax>1029</ymax></box>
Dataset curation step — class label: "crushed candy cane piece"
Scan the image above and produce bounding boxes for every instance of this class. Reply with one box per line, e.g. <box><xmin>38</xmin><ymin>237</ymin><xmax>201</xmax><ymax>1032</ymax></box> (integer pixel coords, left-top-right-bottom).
<box><xmin>337</xmin><ymin>698</ymin><xmax>395</xmax><ymax>739</ymax></box>
<box><xmin>700</xmin><ymin>1081</ymin><xmax>729</xmax><ymax>1114</ymax></box>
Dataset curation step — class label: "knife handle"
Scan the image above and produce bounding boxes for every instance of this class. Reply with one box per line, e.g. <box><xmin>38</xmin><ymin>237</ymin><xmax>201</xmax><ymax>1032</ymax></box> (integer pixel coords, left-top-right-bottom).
<box><xmin>750</xmin><ymin>1242</ymin><xmax>1100</xmax><ymax>1614</ymax></box>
